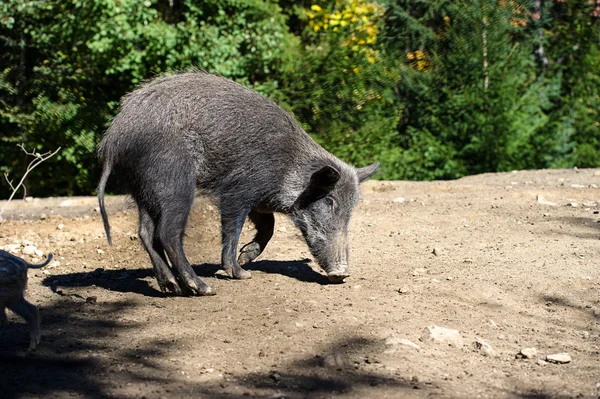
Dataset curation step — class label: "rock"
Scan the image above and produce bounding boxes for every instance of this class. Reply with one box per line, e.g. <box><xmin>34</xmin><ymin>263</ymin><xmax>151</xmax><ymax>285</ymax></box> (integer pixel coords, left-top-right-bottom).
<box><xmin>5</xmin><ymin>243</ymin><xmax>21</xmax><ymax>253</ymax></box>
<box><xmin>420</xmin><ymin>325</ymin><xmax>463</xmax><ymax>347</ymax></box>
<box><xmin>582</xmin><ymin>201</ymin><xmax>597</xmax><ymax>207</ymax></box>
<box><xmin>571</xmin><ymin>184</ymin><xmax>585</xmax><ymax>188</ymax></box>
<box><xmin>432</xmin><ymin>247</ymin><xmax>442</xmax><ymax>256</ymax></box>
<box><xmin>474</xmin><ymin>337</ymin><xmax>495</xmax><ymax>357</ymax></box>
<box><xmin>22</xmin><ymin>245</ymin><xmax>37</xmax><ymax>256</ymax></box>
<box><xmin>59</xmin><ymin>199</ymin><xmax>75</xmax><ymax>207</ymax></box>
<box><xmin>269</xmin><ymin>371</ymin><xmax>281</xmax><ymax>383</ymax></box>
<box><xmin>546</xmin><ymin>353</ymin><xmax>571</xmax><ymax>364</ymax></box>
<box><xmin>567</xmin><ymin>202</ymin><xmax>578</xmax><ymax>207</ymax></box>
<box><xmin>392</xmin><ymin>197</ymin><xmax>405</xmax><ymax>203</ymax></box>
<box><xmin>537</xmin><ymin>359</ymin><xmax>548</xmax><ymax>366</ymax></box>
<box><xmin>321</xmin><ymin>352</ymin><xmax>348</xmax><ymax>369</ymax></box>
<box><xmin>34</xmin><ymin>249</ymin><xmax>44</xmax><ymax>258</ymax></box>
<box><xmin>57</xmin><ymin>223</ymin><xmax>65</xmax><ymax>230</ymax></box>
<box><xmin>385</xmin><ymin>335</ymin><xmax>421</xmax><ymax>350</ymax></box>
<box><xmin>397</xmin><ymin>286</ymin><xmax>410</xmax><ymax>294</ymax></box>
<box><xmin>517</xmin><ymin>347</ymin><xmax>537</xmax><ymax>359</ymax></box>
<box><xmin>39</xmin><ymin>213</ymin><xmax>48</xmax><ymax>220</ymax></box>
<box><xmin>86</xmin><ymin>296</ymin><xmax>97</xmax><ymax>304</ymax></box>
<box><xmin>412</xmin><ymin>268</ymin><xmax>427</xmax><ymax>276</ymax></box>
<box><xmin>97</xmin><ymin>249</ymin><xmax>104</xmax><ymax>254</ymax></box>
<box><xmin>537</xmin><ymin>195</ymin><xmax>557</xmax><ymax>206</ymax></box>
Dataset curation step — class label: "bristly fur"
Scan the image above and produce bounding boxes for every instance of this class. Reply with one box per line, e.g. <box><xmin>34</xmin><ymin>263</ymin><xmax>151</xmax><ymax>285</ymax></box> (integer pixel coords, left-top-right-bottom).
<box><xmin>97</xmin><ymin>72</ymin><xmax>378</xmax><ymax>295</ymax></box>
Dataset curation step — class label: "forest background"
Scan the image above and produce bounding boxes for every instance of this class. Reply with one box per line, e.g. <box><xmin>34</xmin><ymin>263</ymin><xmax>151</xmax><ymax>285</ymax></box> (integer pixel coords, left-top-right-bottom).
<box><xmin>1</xmin><ymin>0</ymin><xmax>599</xmax><ymax>198</ymax></box>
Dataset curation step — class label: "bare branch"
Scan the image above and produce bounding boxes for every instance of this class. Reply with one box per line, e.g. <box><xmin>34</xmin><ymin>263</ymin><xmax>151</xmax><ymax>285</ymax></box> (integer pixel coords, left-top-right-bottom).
<box><xmin>0</xmin><ymin>145</ymin><xmax>61</xmax><ymax>223</ymax></box>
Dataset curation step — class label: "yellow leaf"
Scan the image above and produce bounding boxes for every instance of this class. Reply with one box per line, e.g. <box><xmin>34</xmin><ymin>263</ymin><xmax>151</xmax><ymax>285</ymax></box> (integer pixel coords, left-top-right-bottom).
<box><xmin>311</xmin><ymin>4</ymin><xmax>322</xmax><ymax>12</ymax></box>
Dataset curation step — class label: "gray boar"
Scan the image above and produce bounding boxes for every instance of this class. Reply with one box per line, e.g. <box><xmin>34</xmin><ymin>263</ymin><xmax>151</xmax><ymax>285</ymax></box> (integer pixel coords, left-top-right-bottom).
<box><xmin>97</xmin><ymin>72</ymin><xmax>377</xmax><ymax>296</ymax></box>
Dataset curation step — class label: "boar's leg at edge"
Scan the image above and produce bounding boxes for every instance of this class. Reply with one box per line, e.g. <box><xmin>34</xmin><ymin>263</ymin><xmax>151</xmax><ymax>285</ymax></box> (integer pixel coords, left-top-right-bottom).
<box><xmin>138</xmin><ymin>205</ymin><xmax>183</xmax><ymax>295</ymax></box>
<box><xmin>238</xmin><ymin>210</ymin><xmax>275</xmax><ymax>266</ymax></box>
<box><xmin>8</xmin><ymin>297</ymin><xmax>40</xmax><ymax>350</ymax></box>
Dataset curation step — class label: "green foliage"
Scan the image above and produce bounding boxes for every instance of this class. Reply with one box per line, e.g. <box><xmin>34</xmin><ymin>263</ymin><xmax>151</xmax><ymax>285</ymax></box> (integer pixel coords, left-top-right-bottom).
<box><xmin>0</xmin><ymin>0</ymin><xmax>599</xmax><ymax>198</ymax></box>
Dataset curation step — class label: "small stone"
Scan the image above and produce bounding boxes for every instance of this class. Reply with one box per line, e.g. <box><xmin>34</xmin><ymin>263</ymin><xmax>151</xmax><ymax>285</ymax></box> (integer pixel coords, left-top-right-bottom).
<box><xmin>269</xmin><ymin>371</ymin><xmax>281</xmax><ymax>382</ymax></box>
<box><xmin>537</xmin><ymin>195</ymin><xmax>557</xmax><ymax>206</ymax></box>
<box><xmin>57</xmin><ymin>223</ymin><xmax>65</xmax><ymax>230</ymax></box>
<box><xmin>86</xmin><ymin>296</ymin><xmax>97</xmax><ymax>304</ymax></box>
<box><xmin>34</xmin><ymin>249</ymin><xmax>44</xmax><ymax>258</ymax></box>
<box><xmin>432</xmin><ymin>247</ymin><xmax>442</xmax><ymax>256</ymax></box>
<box><xmin>392</xmin><ymin>197</ymin><xmax>405</xmax><ymax>203</ymax></box>
<box><xmin>24</xmin><ymin>196</ymin><xmax>34</xmax><ymax>202</ymax></box>
<box><xmin>567</xmin><ymin>202</ymin><xmax>578</xmax><ymax>207</ymax></box>
<box><xmin>97</xmin><ymin>249</ymin><xmax>104</xmax><ymax>254</ymax></box>
<box><xmin>5</xmin><ymin>243</ymin><xmax>21</xmax><ymax>253</ymax></box>
<box><xmin>385</xmin><ymin>335</ymin><xmax>421</xmax><ymax>351</ymax></box>
<box><xmin>321</xmin><ymin>352</ymin><xmax>347</xmax><ymax>369</ymax></box>
<box><xmin>412</xmin><ymin>268</ymin><xmax>427</xmax><ymax>276</ymax></box>
<box><xmin>397</xmin><ymin>286</ymin><xmax>410</xmax><ymax>294</ymax></box>
<box><xmin>517</xmin><ymin>347</ymin><xmax>537</xmax><ymax>359</ymax></box>
<box><xmin>39</xmin><ymin>213</ymin><xmax>48</xmax><ymax>220</ymax></box>
<box><xmin>474</xmin><ymin>337</ymin><xmax>495</xmax><ymax>357</ymax></box>
<box><xmin>582</xmin><ymin>201</ymin><xmax>597</xmax><ymax>207</ymax></box>
<box><xmin>420</xmin><ymin>325</ymin><xmax>463</xmax><ymax>347</ymax></box>
<box><xmin>546</xmin><ymin>353</ymin><xmax>571</xmax><ymax>364</ymax></box>
<box><xmin>22</xmin><ymin>245</ymin><xmax>37</xmax><ymax>256</ymax></box>
<box><xmin>571</xmin><ymin>184</ymin><xmax>585</xmax><ymax>188</ymax></box>
<box><xmin>537</xmin><ymin>359</ymin><xmax>548</xmax><ymax>366</ymax></box>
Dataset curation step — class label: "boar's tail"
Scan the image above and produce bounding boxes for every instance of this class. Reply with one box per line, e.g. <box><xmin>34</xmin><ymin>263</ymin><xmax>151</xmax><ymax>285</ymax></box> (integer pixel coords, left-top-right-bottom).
<box><xmin>28</xmin><ymin>253</ymin><xmax>54</xmax><ymax>269</ymax></box>
<box><xmin>97</xmin><ymin>161</ymin><xmax>113</xmax><ymax>245</ymax></box>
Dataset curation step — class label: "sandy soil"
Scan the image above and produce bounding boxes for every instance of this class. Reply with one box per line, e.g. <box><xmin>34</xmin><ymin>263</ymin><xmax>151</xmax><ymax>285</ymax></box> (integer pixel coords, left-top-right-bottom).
<box><xmin>0</xmin><ymin>168</ymin><xmax>599</xmax><ymax>399</ymax></box>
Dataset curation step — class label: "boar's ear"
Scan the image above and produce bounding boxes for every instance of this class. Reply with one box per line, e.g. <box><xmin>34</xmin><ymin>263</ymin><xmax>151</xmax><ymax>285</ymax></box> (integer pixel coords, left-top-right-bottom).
<box><xmin>357</xmin><ymin>162</ymin><xmax>379</xmax><ymax>183</ymax></box>
<box><xmin>295</xmin><ymin>165</ymin><xmax>341</xmax><ymax>208</ymax></box>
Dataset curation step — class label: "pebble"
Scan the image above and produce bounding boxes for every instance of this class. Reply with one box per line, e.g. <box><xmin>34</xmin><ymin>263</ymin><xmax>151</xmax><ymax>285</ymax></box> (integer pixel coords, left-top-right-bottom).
<box><xmin>567</xmin><ymin>202</ymin><xmax>578</xmax><ymax>207</ymax></box>
<box><xmin>57</xmin><ymin>223</ymin><xmax>65</xmax><ymax>230</ymax></box>
<box><xmin>536</xmin><ymin>195</ymin><xmax>557</xmax><ymax>206</ymax></box>
<box><xmin>420</xmin><ymin>325</ymin><xmax>463</xmax><ymax>347</ymax></box>
<box><xmin>392</xmin><ymin>197</ymin><xmax>405</xmax><ymax>204</ymax></box>
<box><xmin>385</xmin><ymin>335</ymin><xmax>421</xmax><ymax>351</ymax></box>
<box><xmin>432</xmin><ymin>247</ymin><xmax>442</xmax><ymax>256</ymax></box>
<box><xmin>321</xmin><ymin>352</ymin><xmax>348</xmax><ymax>370</ymax></box>
<box><xmin>546</xmin><ymin>353</ymin><xmax>571</xmax><ymax>364</ymax></box>
<box><xmin>22</xmin><ymin>245</ymin><xmax>37</xmax><ymax>256</ymax></box>
<box><xmin>5</xmin><ymin>243</ymin><xmax>21</xmax><ymax>253</ymax></box>
<box><xmin>474</xmin><ymin>338</ymin><xmax>495</xmax><ymax>357</ymax></box>
<box><xmin>397</xmin><ymin>286</ymin><xmax>410</xmax><ymax>294</ymax></box>
<box><xmin>412</xmin><ymin>268</ymin><xmax>427</xmax><ymax>276</ymax></box>
<box><xmin>517</xmin><ymin>347</ymin><xmax>537</xmax><ymax>359</ymax></box>
<box><xmin>571</xmin><ymin>184</ymin><xmax>585</xmax><ymax>188</ymax></box>
<box><xmin>97</xmin><ymin>249</ymin><xmax>104</xmax><ymax>254</ymax></box>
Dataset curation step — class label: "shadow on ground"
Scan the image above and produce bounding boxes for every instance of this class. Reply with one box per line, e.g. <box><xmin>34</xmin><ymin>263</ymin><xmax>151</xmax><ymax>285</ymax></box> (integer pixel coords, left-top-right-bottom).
<box><xmin>0</xmin><ymin>297</ymin><xmax>415</xmax><ymax>399</ymax></box>
<box><xmin>39</xmin><ymin>258</ymin><xmax>330</xmax><ymax>299</ymax></box>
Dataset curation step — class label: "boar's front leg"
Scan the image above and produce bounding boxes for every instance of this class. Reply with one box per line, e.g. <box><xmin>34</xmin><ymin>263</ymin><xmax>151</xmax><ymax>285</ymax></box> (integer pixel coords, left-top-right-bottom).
<box><xmin>238</xmin><ymin>210</ymin><xmax>274</xmax><ymax>266</ymax></box>
<box><xmin>221</xmin><ymin>204</ymin><xmax>252</xmax><ymax>280</ymax></box>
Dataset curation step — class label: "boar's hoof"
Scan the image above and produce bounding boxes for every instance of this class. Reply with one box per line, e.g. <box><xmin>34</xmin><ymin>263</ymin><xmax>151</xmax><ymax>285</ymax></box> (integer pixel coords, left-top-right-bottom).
<box><xmin>238</xmin><ymin>242</ymin><xmax>261</xmax><ymax>265</ymax></box>
<box><xmin>179</xmin><ymin>277</ymin><xmax>216</xmax><ymax>296</ymax></box>
<box><xmin>327</xmin><ymin>273</ymin><xmax>349</xmax><ymax>284</ymax></box>
<box><xmin>158</xmin><ymin>277</ymin><xmax>183</xmax><ymax>296</ymax></box>
<box><xmin>224</xmin><ymin>265</ymin><xmax>252</xmax><ymax>280</ymax></box>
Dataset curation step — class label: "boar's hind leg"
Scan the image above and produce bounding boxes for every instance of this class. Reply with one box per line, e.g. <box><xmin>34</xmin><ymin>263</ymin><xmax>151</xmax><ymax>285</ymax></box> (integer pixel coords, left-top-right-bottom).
<box><xmin>157</xmin><ymin>197</ymin><xmax>215</xmax><ymax>296</ymax></box>
<box><xmin>238</xmin><ymin>210</ymin><xmax>274</xmax><ymax>266</ymax></box>
<box><xmin>138</xmin><ymin>206</ymin><xmax>182</xmax><ymax>295</ymax></box>
<box><xmin>221</xmin><ymin>204</ymin><xmax>253</xmax><ymax>280</ymax></box>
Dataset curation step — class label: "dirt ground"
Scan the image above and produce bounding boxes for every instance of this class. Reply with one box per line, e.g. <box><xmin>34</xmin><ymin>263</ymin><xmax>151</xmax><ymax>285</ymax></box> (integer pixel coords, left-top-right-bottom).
<box><xmin>1</xmin><ymin>168</ymin><xmax>599</xmax><ymax>399</ymax></box>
